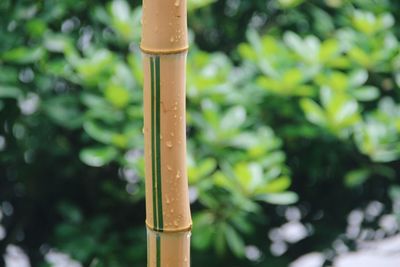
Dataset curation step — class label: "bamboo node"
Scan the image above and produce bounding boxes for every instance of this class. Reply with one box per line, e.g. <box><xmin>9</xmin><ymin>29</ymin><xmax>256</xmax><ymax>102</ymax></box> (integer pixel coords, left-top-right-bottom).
<box><xmin>146</xmin><ymin>220</ymin><xmax>192</xmax><ymax>233</ymax></box>
<box><xmin>140</xmin><ymin>45</ymin><xmax>189</xmax><ymax>55</ymax></box>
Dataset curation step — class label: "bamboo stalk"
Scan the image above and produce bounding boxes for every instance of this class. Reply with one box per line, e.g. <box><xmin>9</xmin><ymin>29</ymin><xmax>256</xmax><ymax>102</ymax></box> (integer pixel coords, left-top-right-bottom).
<box><xmin>141</xmin><ymin>0</ymin><xmax>191</xmax><ymax>266</ymax></box>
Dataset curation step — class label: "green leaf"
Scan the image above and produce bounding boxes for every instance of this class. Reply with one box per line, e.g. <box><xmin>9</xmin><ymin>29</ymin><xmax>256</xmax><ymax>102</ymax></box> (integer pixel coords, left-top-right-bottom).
<box><xmin>213</xmin><ymin>171</ymin><xmax>235</xmax><ymax>192</ymax></box>
<box><xmin>344</xmin><ymin>169</ymin><xmax>370</xmax><ymax>187</ymax></box>
<box><xmin>312</xmin><ymin>8</ymin><xmax>335</xmax><ymax>34</ymax></box>
<box><xmin>224</xmin><ymin>225</ymin><xmax>245</xmax><ymax>257</ymax></box>
<box><xmin>188</xmin><ymin>158</ymin><xmax>217</xmax><ymax>184</ymax></box>
<box><xmin>353</xmin><ymin>86</ymin><xmax>380</xmax><ymax>101</ymax></box>
<box><xmin>284</xmin><ymin>32</ymin><xmax>304</xmax><ymax>55</ymax></box>
<box><xmin>192</xmin><ymin>212</ymin><xmax>214</xmax><ymax>250</ymax></box>
<box><xmin>104</xmin><ymin>84</ymin><xmax>130</xmax><ymax>108</ymax></box>
<box><xmin>1</xmin><ymin>47</ymin><xmax>45</xmax><ymax>64</ymax></box>
<box><xmin>262</xmin><ymin>151</ymin><xmax>286</xmax><ymax>168</ymax></box>
<box><xmin>220</xmin><ymin>106</ymin><xmax>246</xmax><ymax>132</ymax></box>
<box><xmin>231</xmin><ymin>216</ymin><xmax>253</xmax><ymax>234</ymax></box>
<box><xmin>0</xmin><ymin>66</ymin><xmax>18</xmax><ymax>83</ymax></box>
<box><xmin>283</xmin><ymin>69</ymin><xmax>303</xmax><ymax>88</ymax></box>
<box><xmin>234</xmin><ymin>162</ymin><xmax>263</xmax><ymax>193</ymax></box>
<box><xmin>300</xmin><ymin>98</ymin><xmax>326</xmax><ymax>126</ymax></box>
<box><xmin>83</xmin><ymin>121</ymin><xmax>114</xmax><ymax>144</ymax></box>
<box><xmin>44</xmin><ymin>34</ymin><xmax>72</xmax><ymax>53</ymax></box>
<box><xmin>348</xmin><ymin>47</ymin><xmax>371</xmax><ymax>67</ymax></box>
<box><xmin>80</xmin><ymin>93</ymin><xmax>108</xmax><ymax>108</ymax></box>
<box><xmin>246</xmin><ymin>29</ymin><xmax>263</xmax><ymax>54</ymax></box>
<box><xmin>256</xmin><ymin>176</ymin><xmax>291</xmax><ymax>194</ymax></box>
<box><xmin>215</xmin><ymin>224</ymin><xmax>226</xmax><ymax>256</ymax></box>
<box><xmin>76</xmin><ymin>50</ymin><xmax>114</xmax><ymax>85</ymax></box>
<box><xmin>238</xmin><ymin>44</ymin><xmax>257</xmax><ymax>61</ymax></box>
<box><xmin>278</xmin><ymin>0</ymin><xmax>305</xmax><ymax>9</ymax></box>
<box><xmin>109</xmin><ymin>0</ymin><xmax>136</xmax><ymax>41</ymax></box>
<box><xmin>80</xmin><ymin>146</ymin><xmax>118</xmax><ymax>167</ymax></box>
<box><xmin>43</xmin><ymin>96</ymin><xmax>83</xmax><ymax>129</ymax></box>
<box><xmin>256</xmin><ymin>192</ymin><xmax>298</xmax><ymax>205</ymax></box>
<box><xmin>58</xmin><ymin>202</ymin><xmax>82</xmax><ymax>223</ymax></box>
<box><xmin>110</xmin><ymin>0</ymin><xmax>130</xmax><ymax>22</ymax></box>
<box><xmin>352</xmin><ymin>11</ymin><xmax>394</xmax><ymax>35</ymax></box>
<box><xmin>26</xmin><ymin>19</ymin><xmax>47</xmax><ymax>37</ymax></box>
<box><xmin>0</xmin><ymin>85</ymin><xmax>22</xmax><ymax>98</ymax></box>
<box><xmin>111</xmin><ymin>133</ymin><xmax>129</xmax><ymax>148</ymax></box>
<box><xmin>333</xmin><ymin>99</ymin><xmax>359</xmax><ymax>124</ymax></box>
<box><xmin>349</xmin><ymin>69</ymin><xmax>368</xmax><ymax>87</ymax></box>
<box><xmin>319</xmin><ymin>39</ymin><xmax>340</xmax><ymax>62</ymax></box>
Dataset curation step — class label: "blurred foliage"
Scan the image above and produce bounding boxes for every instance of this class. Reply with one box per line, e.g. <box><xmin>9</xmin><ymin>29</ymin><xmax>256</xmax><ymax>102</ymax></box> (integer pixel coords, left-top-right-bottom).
<box><xmin>0</xmin><ymin>0</ymin><xmax>400</xmax><ymax>266</ymax></box>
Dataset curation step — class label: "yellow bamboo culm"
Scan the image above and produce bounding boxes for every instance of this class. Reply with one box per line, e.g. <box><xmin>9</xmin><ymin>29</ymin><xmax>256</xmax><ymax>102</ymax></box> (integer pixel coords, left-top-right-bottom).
<box><xmin>141</xmin><ymin>0</ymin><xmax>191</xmax><ymax>266</ymax></box>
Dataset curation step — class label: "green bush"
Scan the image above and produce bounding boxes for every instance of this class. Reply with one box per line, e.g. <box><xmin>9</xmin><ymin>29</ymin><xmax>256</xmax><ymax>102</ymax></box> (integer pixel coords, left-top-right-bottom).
<box><xmin>0</xmin><ymin>0</ymin><xmax>399</xmax><ymax>266</ymax></box>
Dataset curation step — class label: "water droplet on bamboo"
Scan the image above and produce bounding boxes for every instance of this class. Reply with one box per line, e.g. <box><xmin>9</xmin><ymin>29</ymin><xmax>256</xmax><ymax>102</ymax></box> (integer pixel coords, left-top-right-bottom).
<box><xmin>167</xmin><ymin>165</ymin><xmax>172</xmax><ymax>171</ymax></box>
<box><xmin>174</xmin><ymin>220</ymin><xmax>179</xmax><ymax>226</ymax></box>
<box><xmin>170</xmin><ymin>132</ymin><xmax>175</xmax><ymax>137</ymax></box>
<box><xmin>174</xmin><ymin>0</ymin><xmax>180</xmax><ymax>7</ymax></box>
<box><xmin>166</xmin><ymin>141</ymin><xmax>173</xmax><ymax>148</ymax></box>
<box><xmin>170</xmin><ymin>208</ymin><xmax>174</xmax><ymax>213</ymax></box>
<box><xmin>170</xmin><ymin>37</ymin><xmax>175</xmax><ymax>43</ymax></box>
<box><xmin>176</xmin><ymin>170</ymin><xmax>181</xmax><ymax>179</ymax></box>
<box><xmin>166</xmin><ymin>196</ymin><xmax>170</xmax><ymax>204</ymax></box>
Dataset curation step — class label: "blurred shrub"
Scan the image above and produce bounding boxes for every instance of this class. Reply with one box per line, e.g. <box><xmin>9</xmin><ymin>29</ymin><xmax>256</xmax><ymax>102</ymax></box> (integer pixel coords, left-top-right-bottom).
<box><xmin>0</xmin><ymin>0</ymin><xmax>400</xmax><ymax>266</ymax></box>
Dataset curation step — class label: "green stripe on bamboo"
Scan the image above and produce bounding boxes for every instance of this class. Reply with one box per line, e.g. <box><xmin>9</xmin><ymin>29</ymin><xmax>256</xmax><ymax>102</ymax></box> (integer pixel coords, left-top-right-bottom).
<box><xmin>155</xmin><ymin>56</ymin><xmax>163</xmax><ymax>231</ymax></box>
<box><xmin>150</xmin><ymin>57</ymin><xmax>158</xmax><ymax>229</ymax></box>
<box><xmin>156</xmin><ymin>234</ymin><xmax>161</xmax><ymax>267</ymax></box>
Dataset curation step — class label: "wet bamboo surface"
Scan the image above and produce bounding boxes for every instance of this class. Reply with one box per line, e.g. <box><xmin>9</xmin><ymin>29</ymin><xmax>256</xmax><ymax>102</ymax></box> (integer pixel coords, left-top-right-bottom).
<box><xmin>141</xmin><ymin>0</ymin><xmax>191</xmax><ymax>266</ymax></box>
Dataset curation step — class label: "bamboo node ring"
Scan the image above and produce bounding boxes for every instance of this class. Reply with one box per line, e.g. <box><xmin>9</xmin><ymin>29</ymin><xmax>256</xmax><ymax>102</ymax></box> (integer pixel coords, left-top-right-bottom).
<box><xmin>140</xmin><ymin>45</ymin><xmax>189</xmax><ymax>55</ymax></box>
<box><xmin>146</xmin><ymin>220</ymin><xmax>193</xmax><ymax>233</ymax></box>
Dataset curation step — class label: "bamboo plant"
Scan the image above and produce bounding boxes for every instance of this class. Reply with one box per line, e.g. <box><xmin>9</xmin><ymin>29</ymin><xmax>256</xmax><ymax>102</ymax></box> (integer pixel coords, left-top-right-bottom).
<box><xmin>141</xmin><ymin>0</ymin><xmax>192</xmax><ymax>266</ymax></box>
